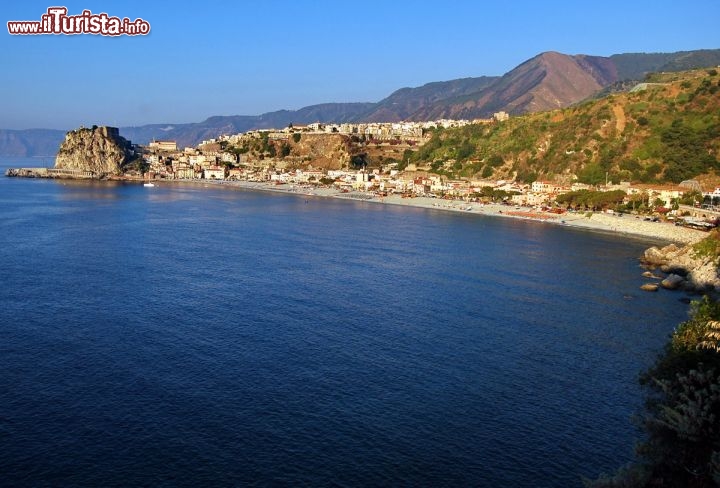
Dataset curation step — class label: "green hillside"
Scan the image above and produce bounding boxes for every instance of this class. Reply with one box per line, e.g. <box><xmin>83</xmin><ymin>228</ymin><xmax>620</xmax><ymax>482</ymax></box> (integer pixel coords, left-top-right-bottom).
<box><xmin>610</xmin><ymin>49</ymin><xmax>720</xmax><ymax>80</ymax></box>
<box><xmin>406</xmin><ymin>67</ymin><xmax>720</xmax><ymax>185</ymax></box>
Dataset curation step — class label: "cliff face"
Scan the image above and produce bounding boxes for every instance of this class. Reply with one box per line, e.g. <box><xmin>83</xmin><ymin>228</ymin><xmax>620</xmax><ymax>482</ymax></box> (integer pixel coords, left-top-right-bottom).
<box><xmin>287</xmin><ymin>133</ymin><xmax>350</xmax><ymax>170</ymax></box>
<box><xmin>235</xmin><ymin>133</ymin><xmax>352</xmax><ymax>170</ymax></box>
<box><xmin>55</xmin><ymin>126</ymin><xmax>132</xmax><ymax>174</ymax></box>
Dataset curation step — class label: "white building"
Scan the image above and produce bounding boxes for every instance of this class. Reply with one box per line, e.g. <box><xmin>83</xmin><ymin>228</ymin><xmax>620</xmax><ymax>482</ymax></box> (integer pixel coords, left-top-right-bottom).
<box><xmin>148</xmin><ymin>140</ymin><xmax>178</xmax><ymax>152</ymax></box>
<box><xmin>203</xmin><ymin>166</ymin><xmax>226</xmax><ymax>180</ymax></box>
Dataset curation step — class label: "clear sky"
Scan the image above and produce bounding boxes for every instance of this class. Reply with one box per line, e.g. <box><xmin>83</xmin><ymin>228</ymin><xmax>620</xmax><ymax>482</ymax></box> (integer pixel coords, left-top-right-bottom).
<box><xmin>2</xmin><ymin>0</ymin><xmax>719</xmax><ymax>130</ymax></box>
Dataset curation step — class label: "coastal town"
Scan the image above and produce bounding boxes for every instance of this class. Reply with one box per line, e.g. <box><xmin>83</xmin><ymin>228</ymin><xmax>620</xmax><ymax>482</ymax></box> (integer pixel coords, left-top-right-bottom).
<box><xmin>130</xmin><ymin>118</ymin><xmax>719</xmax><ymax>230</ymax></box>
<box><xmin>5</xmin><ymin>119</ymin><xmax>720</xmax><ymax>244</ymax></box>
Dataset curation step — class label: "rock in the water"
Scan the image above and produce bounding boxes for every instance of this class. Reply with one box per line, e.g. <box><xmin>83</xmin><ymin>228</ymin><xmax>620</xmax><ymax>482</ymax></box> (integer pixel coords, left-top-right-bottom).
<box><xmin>55</xmin><ymin>126</ymin><xmax>133</xmax><ymax>175</ymax></box>
<box><xmin>660</xmin><ymin>274</ymin><xmax>685</xmax><ymax>290</ymax></box>
<box><xmin>641</xmin><ymin>236</ymin><xmax>720</xmax><ymax>292</ymax></box>
<box><xmin>642</xmin><ymin>271</ymin><xmax>661</xmax><ymax>279</ymax></box>
<box><xmin>640</xmin><ymin>283</ymin><xmax>660</xmax><ymax>292</ymax></box>
<box><xmin>642</xmin><ymin>246</ymin><xmax>668</xmax><ymax>266</ymax></box>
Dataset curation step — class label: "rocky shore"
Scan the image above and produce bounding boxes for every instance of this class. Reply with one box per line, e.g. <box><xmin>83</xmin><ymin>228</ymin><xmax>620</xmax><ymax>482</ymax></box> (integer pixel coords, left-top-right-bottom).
<box><xmin>641</xmin><ymin>240</ymin><xmax>720</xmax><ymax>293</ymax></box>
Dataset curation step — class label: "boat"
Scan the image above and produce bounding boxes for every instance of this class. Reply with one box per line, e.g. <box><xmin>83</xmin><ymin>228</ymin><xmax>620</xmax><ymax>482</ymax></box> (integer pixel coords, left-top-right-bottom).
<box><xmin>143</xmin><ymin>182</ymin><xmax>155</xmax><ymax>187</ymax></box>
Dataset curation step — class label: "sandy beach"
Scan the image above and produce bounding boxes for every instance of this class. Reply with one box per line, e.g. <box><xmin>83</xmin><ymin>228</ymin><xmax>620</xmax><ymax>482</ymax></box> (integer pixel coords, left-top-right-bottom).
<box><xmin>171</xmin><ymin>180</ymin><xmax>709</xmax><ymax>245</ymax></box>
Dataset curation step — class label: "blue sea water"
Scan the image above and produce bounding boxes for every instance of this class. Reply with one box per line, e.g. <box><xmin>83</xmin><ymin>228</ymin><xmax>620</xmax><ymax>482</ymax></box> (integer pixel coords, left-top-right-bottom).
<box><xmin>0</xmin><ymin>158</ymin><xmax>691</xmax><ymax>487</ymax></box>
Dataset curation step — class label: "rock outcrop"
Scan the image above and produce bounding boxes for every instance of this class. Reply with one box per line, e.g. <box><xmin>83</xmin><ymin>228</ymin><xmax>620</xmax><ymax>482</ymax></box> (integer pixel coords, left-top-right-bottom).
<box><xmin>660</xmin><ymin>274</ymin><xmax>685</xmax><ymax>290</ymax></box>
<box><xmin>286</xmin><ymin>133</ymin><xmax>349</xmax><ymax>170</ymax></box>
<box><xmin>642</xmin><ymin>242</ymin><xmax>720</xmax><ymax>292</ymax></box>
<box><xmin>55</xmin><ymin>126</ymin><xmax>133</xmax><ymax>175</ymax></box>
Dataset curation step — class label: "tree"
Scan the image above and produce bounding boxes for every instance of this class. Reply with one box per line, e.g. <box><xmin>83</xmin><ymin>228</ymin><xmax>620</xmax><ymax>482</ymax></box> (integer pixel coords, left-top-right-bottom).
<box><xmin>456</xmin><ymin>139</ymin><xmax>475</xmax><ymax>160</ymax></box>
<box><xmin>130</xmin><ymin>158</ymin><xmax>149</xmax><ymax>174</ymax></box>
<box><xmin>588</xmin><ymin>296</ymin><xmax>720</xmax><ymax>487</ymax></box>
<box><xmin>628</xmin><ymin>192</ymin><xmax>648</xmax><ymax>212</ymax></box>
<box><xmin>660</xmin><ymin>119</ymin><xmax>719</xmax><ymax>183</ymax></box>
<box><xmin>680</xmin><ymin>191</ymin><xmax>702</xmax><ymax>206</ymax></box>
<box><xmin>556</xmin><ymin>190</ymin><xmax>626</xmax><ymax>210</ymax></box>
<box><xmin>487</xmin><ymin>155</ymin><xmax>504</xmax><ymax>167</ymax></box>
<box><xmin>578</xmin><ymin>163</ymin><xmax>607</xmax><ymax>185</ymax></box>
<box><xmin>350</xmin><ymin>154</ymin><xmax>367</xmax><ymax>169</ymax></box>
<box><xmin>292</xmin><ymin>133</ymin><xmax>301</xmax><ymax>143</ymax></box>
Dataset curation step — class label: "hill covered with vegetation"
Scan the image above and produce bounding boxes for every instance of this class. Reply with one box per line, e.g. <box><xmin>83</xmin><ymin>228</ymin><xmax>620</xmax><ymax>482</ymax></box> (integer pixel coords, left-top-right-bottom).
<box><xmin>405</xmin><ymin>68</ymin><xmax>720</xmax><ymax>186</ymax></box>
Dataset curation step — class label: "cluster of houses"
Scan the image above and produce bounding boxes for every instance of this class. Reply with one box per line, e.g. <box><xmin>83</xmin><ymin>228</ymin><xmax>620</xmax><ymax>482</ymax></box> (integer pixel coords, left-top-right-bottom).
<box><xmin>138</xmin><ymin>113</ymin><xmax>715</xmax><ymax>212</ymax></box>
<box><xmin>211</xmin><ymin>113</ymin><xmax>510</xmax><ymax>145</ymax></box>
<box><xmin>141</xmin><ymin>136</ymin><xmax>695</xmax><ymax>209</ymax></box>
<box><xmin>140</xmin><ymin>115</ymin><xmax>511</xmax><ymax>181</ymax></box>
<box><xmin>141</xmin><ymin>145</ymin><xmax>697</xmax><ymax>210</ymax></box>
<box><xmin>144</xmin><ymin>140</ymin><xmax>239</xmax><ymax>181</ymax></box>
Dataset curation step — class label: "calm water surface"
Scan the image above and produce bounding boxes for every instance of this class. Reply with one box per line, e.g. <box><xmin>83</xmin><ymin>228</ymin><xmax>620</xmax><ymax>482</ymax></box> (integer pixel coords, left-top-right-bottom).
<box><xmin>0</xmin><ymin>158</ymin><xmax>690</xmax><ymax>486</ymax></box>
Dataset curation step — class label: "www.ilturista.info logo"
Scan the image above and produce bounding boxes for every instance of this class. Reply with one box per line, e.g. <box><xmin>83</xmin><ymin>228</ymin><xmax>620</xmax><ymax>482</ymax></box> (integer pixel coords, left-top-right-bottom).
<box><xmin>7</xmin><ymin>7</ymin><xmax>150</xmax><ymax>36</ymax></box>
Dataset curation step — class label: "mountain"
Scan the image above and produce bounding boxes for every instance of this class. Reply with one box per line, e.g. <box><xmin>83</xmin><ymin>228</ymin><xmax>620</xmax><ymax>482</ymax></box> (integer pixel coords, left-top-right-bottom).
<box><xmin>121</xmin><ymin>102</ymin><xmax>376</xmax><ymax>149</ymax></box>
<box><xmin>405</xmin><ymin>67</ymin><xmax>720</xmax><ymax>185</ymax></box>
<box><xmin>0</xmin><ymin>129</ymin><xmax>66</xmax><ymax>158</ymax></box>
<box><xmin>356</xmin><ymin>76</ymin><xmax>499</xmax><ymax>122</ymax></box>
<box><xmin>406</xmin><ymin>52</ymin><xmax>619</xmax><ymax>120</ymax></box>
<box><xmin>358</xmin><ymin>49</ymin><xmax>720</xmax><ymax>123</ymax></box>
<box><xmin>611</xmin><ymin>49</ymin><xmax>720</xmax><ymax>80</ymax></box>
<box><xmin>141</xmin><ymin>48</ymin><xmax>713</xmax><ymax>145</ymax></box>
<box><xmin>2</xmin><ymin>49</ymin><xmax>718</xmax><ymax>157</ymax></box>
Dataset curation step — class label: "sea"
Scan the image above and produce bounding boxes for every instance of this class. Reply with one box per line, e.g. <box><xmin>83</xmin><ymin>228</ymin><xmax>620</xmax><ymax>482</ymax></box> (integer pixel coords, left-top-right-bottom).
<box><xmin>0</xmin><ymin>157</ymin><xmax>691</xmax><ymax>487</ymax></box>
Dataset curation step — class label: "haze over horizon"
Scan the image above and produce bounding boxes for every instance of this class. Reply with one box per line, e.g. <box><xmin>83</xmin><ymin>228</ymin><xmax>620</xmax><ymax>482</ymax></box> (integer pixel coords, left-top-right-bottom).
<box><xmin>2</xmin><ymin>0</ymin><xmax>719</xmax><ymax>130</ymax></box>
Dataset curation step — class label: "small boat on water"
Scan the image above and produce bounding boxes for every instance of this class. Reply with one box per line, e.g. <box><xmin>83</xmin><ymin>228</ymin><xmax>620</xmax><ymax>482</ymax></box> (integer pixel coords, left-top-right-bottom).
<box><xmin>143</xmin><ymin>182</ymin><xmax>155</xmax><ymax>187</ymax></box>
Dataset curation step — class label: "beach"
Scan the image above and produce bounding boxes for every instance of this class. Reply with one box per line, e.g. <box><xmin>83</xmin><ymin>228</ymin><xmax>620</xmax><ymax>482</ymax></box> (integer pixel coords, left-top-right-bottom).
<box><xmin>174</xmin><ymin>179</ymin><xmax>709</xmax><ymax>245</ymax></box>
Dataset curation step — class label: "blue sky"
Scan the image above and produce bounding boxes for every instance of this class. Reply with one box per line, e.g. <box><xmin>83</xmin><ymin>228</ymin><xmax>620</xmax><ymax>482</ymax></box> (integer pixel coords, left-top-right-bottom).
<box><xmin>2</xmin><ymin>0</ymin><xmax>719</xmax><ymax>130</ymax></box>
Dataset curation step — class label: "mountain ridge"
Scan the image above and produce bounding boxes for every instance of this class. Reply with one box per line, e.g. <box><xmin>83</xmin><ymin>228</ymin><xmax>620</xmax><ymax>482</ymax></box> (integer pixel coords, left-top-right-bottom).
<box><xmin>2</xmin><ymin>48</ymin><xmax>718</xmax><ymax>157</ymax></box>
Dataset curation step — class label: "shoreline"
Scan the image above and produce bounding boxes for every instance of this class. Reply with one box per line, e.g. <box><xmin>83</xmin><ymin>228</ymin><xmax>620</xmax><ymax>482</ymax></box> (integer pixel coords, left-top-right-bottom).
<box><xmin>162</xmin><ymin>179</ymin><xmax>708</xmax><ymax>245</ymax></box>
<box><xmin>3</xmin><ymin>168</ymin><xmax>707</xmax><ymax>245</ymax></box>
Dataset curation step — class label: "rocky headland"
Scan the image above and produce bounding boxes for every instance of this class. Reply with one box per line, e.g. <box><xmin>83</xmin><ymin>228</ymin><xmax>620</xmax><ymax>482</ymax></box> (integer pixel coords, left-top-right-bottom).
<box><xmin>55</xmin><ymin>126</ymin><xmax>133</xmax><ymax>175</ymax></box>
